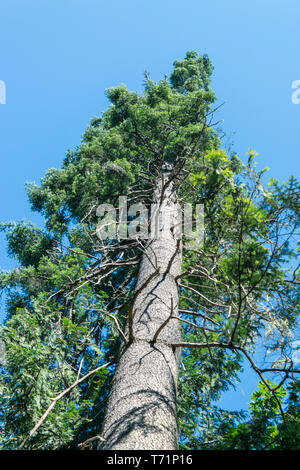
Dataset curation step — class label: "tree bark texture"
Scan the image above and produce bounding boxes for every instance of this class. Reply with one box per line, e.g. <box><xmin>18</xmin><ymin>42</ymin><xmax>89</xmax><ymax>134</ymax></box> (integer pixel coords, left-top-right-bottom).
<box><xmin>99</xmin><ymin>166</ymin><xmax>182</xmax><ymax>450</ymax></box>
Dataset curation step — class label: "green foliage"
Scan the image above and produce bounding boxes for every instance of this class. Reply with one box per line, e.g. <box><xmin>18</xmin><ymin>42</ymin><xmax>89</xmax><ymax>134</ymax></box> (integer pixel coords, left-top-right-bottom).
<box><xmin>170</xmin><ymin>50</ymin><xmax>213</xmax><ymax>93</ymax></box>
<box><xmin>0</xmin><ymin>222</ymin><xmax>53</xmax><ymax>268</ymax></box>
<box><xmin>214</xmin><ymin>381</ymin><xmax>300</xmax><ymax>450</ymax></box>
<box><xmin>0</xmin><ymin>51</ymin><xmax>299</xmax><ymax>449</ymax></box>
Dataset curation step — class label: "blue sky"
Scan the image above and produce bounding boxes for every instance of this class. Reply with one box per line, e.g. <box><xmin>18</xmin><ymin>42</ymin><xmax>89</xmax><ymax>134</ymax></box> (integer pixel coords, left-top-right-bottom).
<box><xmin>0</xmin><ymin>0</ymin><xmax>299</xmax><ymax>411</ymax></box>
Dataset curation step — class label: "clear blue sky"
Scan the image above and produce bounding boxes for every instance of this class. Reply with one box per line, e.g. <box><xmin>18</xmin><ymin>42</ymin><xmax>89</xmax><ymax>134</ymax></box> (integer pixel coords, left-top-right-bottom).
<box><xmin>0</xmin><ymin>0</ymin><xmax>299</xmax><ymax>411</ymax></box>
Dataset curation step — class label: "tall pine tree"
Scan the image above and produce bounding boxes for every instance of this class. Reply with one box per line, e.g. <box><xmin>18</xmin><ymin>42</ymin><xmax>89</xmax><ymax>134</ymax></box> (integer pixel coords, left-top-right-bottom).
<box><xmin>0</xmin><ymin>51</ymin><xmax>299</xmax><ymax>450</ymax></box>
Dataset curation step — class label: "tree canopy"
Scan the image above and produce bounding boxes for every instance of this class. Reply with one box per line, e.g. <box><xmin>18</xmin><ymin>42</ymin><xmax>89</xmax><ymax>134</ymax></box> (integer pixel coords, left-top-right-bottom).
<box><xmin>0</xmin><ymin>51</ymin><xmax>299</xmax><ymax>450</ymax></box>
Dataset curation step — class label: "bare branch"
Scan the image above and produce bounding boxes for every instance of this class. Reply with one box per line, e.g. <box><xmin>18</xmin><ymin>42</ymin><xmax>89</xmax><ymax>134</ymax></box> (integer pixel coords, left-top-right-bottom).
<box><xmin>19</xmin><ymin>362</ymin><xmax>112</xmax><ymax>449</ymax></box>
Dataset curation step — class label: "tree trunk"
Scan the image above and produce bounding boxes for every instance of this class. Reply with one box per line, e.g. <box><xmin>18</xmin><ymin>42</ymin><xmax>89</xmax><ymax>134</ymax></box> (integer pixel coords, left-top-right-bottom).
<box><xmin>99</xmin><ymin>165</ymin><xmax>182</xmax><ymax>450</ymax></box>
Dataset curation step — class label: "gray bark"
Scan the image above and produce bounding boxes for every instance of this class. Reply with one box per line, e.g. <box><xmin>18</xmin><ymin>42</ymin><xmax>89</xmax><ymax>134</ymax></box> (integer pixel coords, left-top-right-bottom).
<box><xmin>99</xmin><ymin>165</ymin><xmax>182</xmax><ymax>450</ymax></box>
